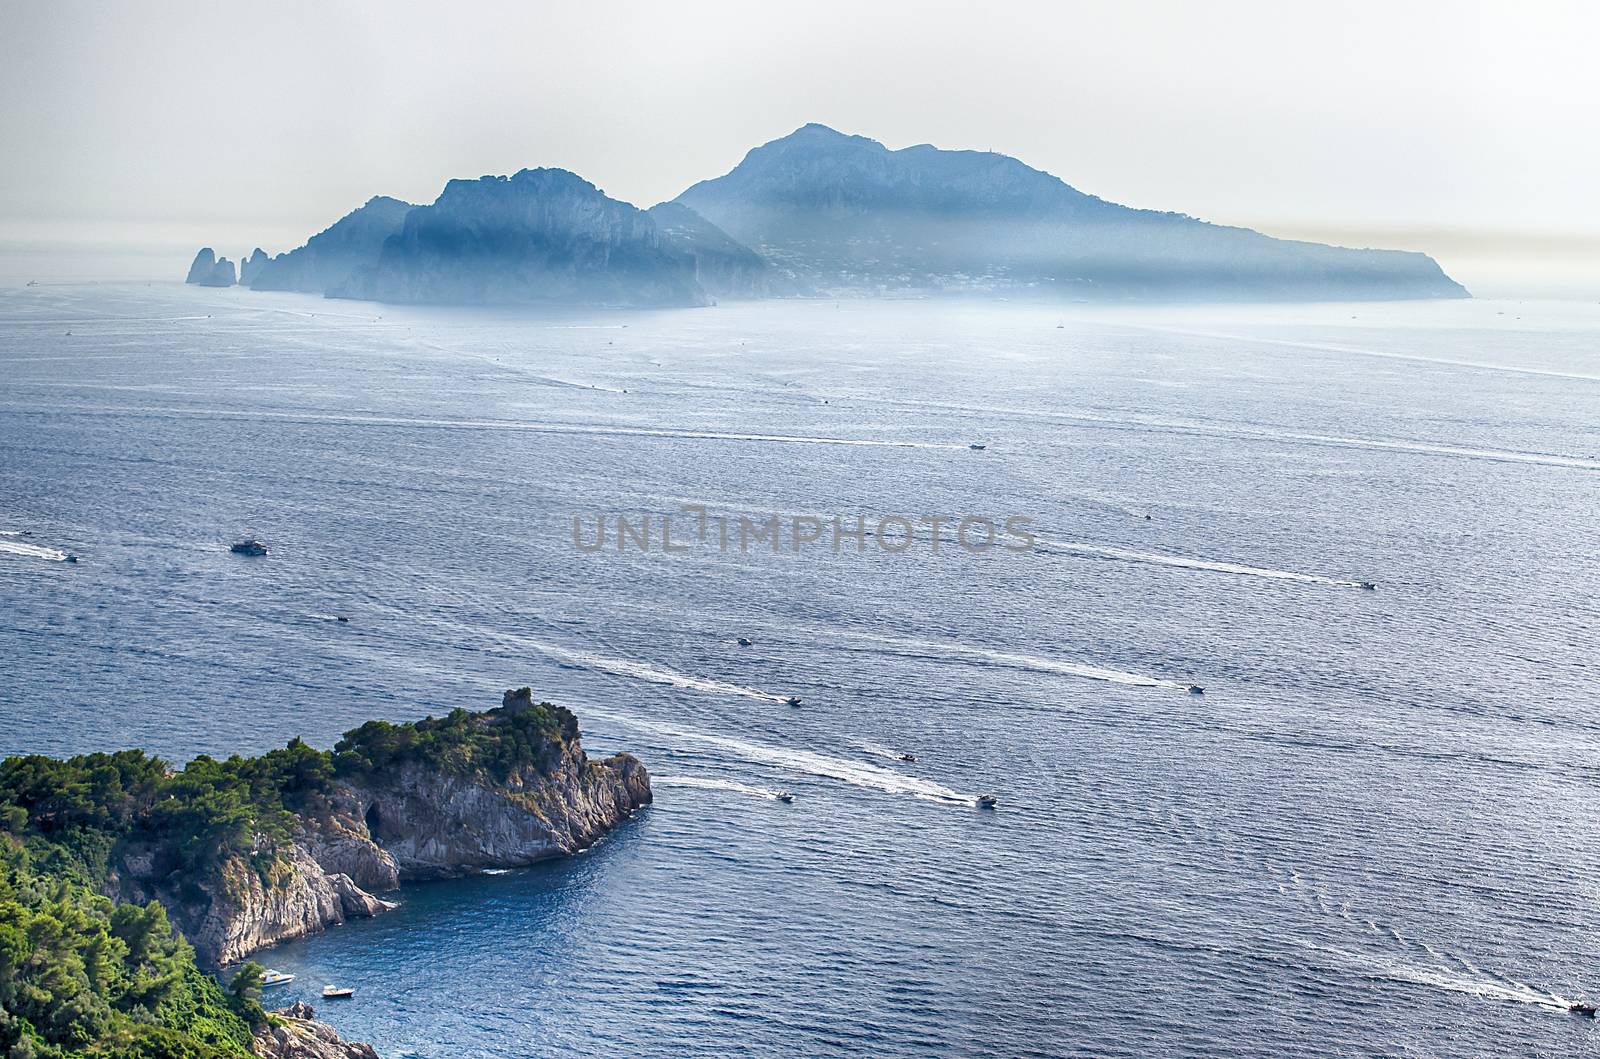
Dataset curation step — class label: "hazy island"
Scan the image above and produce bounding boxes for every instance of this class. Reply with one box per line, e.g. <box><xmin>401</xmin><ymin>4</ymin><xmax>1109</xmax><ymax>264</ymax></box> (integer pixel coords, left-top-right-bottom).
<box><xmin>0</xmin><ymin>689</ymin><xmax>651</xmax><ymax>1059</ymax></box>
<box><xmin>187</xmin><ymin>123</ymin><xmax>1468</xmax><ymax>307</ymax></box>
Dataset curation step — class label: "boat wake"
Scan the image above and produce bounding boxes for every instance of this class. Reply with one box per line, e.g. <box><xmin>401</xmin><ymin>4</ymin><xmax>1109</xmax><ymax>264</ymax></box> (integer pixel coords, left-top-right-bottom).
<box><xmin>53</xmin><ymin>405</ymin><xmax>965</xmax><ymax>452</ymax></box>
<box><xmin>0</xmin><ymin>538</ymin><xmax>70</xmax><ymax>562</ymax></box>
<box><xmin>1301</xmin><ymin>943</ymin><xmax>1569</xmax><ymax>1011</ymax></box>
<box><xmin>856</xmin><ymin>741</ymin><xmax>908</xmax><ymax>762</ymax></box>
<box><xmin>596</xmin><ymin>713</ymin><xmax>978</xmax><ymax>806</ymax></box>
<box><xmin>858</xmin><ymin>633</ymin><xmax>1185</xmax><ymax>689</ymax></box>
<box><xmin>654</xmin><ymin>775</ymin><xmax>792</xmax><ymax>801</ymax></box>
<box><xmin>1038</xmin><ymin>538</ymin><xmax>1365</xmax><ymax>587</ymax></box>
<box><xmin>532</xmin><ymin>643</ymin><xmax>788</xmax><ymax>703</ymax></box>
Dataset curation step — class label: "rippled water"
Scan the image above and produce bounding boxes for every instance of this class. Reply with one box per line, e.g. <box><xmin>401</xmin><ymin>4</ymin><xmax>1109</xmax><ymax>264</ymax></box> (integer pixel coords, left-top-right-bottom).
<box><xmin>2</xmin><ymin>284</ymin><xmax>1598</xmax><ymax>1057</ymax></box>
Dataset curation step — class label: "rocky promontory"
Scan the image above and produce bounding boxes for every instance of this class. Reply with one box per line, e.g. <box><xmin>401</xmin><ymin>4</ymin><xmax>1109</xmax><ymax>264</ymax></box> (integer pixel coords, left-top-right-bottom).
<box><xmin>3</xmin><ymin>690</ymin><xmax>650</xmax><ymax>968</ymax></box>
<box><xmin>122</xmin><ymin>689</ymin><xmax>649</xmax><ymax>966</ymax></box>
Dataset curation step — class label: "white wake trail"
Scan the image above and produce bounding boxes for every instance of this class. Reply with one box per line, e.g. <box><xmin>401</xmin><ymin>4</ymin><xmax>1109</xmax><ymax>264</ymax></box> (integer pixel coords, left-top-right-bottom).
<box><xmin>1039</xmin><ymin>538</ymin><xmax>1364</xmax><ymax>587</ymax></box>
<box><xmin>598</xmin><ymin>713</ymin><xmax>978</xmax><ymax>806</ymax></box>
<box><xmin>0</xmin><ymin>539</ymin><xmax>69</xmax><ymax>562</ymax></box>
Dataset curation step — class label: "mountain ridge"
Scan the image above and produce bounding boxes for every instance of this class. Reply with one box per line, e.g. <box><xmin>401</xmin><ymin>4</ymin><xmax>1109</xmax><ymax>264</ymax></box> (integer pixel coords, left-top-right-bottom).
<box><xmin>187</xmin><ymin>123</ymin><xmax>1467</xmax><ymax>304</ymax></box>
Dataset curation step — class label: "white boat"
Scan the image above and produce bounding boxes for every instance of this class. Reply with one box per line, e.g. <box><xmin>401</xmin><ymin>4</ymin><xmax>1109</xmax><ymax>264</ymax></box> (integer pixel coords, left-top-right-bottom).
<box><xmin>322</xmin><ymin>985</ymin><xmax>355</xmax><ymax>999</ymax></box>
<box><xmin>261</xmin><ymin>970</ymin><xmax>294</xmax><ymax>987</ymax></box>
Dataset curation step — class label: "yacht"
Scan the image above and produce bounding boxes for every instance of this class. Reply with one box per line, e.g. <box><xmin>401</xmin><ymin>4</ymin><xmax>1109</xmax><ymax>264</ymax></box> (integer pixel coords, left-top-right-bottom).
<box><xmin>261</xmin><ymin>970</ymin><xmax>294</xmax><ymax>988</ymax></box>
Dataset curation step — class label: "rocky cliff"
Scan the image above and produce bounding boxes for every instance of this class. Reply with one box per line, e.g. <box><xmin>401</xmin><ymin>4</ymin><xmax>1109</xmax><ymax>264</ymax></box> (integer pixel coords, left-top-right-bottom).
<box><xmin>106</xmin><ymin>690</ymin><xmax>650</xmax><ymax>967</ymax></box>
<box><xmin>254</xmin><ymin>1002</ymin><xmax>379</xmax><ymax>1059</ymax></box>
<box><xmin>332</xmin><ymin>169</ymin><xmax>709</xmax><ymax>307</ymax></box>
<box><xmin>677</xmin><ymin>123</ymin><xmax>1469</xmax><ymax>301</ymax></box>
<box><xmin>249</xmin><ymin>196</ymin><xmax>414</xmax><ymax>294</ymax></box>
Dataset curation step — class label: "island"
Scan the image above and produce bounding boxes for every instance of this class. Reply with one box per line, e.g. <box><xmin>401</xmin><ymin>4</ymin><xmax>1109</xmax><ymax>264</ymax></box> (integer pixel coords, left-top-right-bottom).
<box><xmin>0</xmin><ymin>689</ymin><xmax>651</xmax><ymax>1058</ymax></box>
<box><xmin>186</xmin><ymin>123</ymin><xmax>1468</xmax><ymax>305</ymax></box>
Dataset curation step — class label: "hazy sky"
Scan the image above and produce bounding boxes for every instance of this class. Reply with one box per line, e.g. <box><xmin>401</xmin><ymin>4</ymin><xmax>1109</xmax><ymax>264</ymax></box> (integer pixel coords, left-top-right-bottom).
<box><xmin>3</xmin><ymin>0</ymin><xmax>1597</xmax><ymax>292</ymax></box>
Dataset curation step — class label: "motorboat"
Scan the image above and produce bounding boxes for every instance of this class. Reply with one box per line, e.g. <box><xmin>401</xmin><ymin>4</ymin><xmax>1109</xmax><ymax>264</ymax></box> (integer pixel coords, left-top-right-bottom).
<box><xmin>785</xmin><ymin>696</ymin><xmax>802</xmax><ymax>707</ymax></box>
<box><xmin>261</xmin><ymin>970</ymin><xmax>294</xmax><ymax>988</ymax></box>
<box><xmin>736</xmin><ymin>637</ymin><xmax>753</xmax><ymax>646</ymax></box>
<box><xmin>1188</xmin><ymin>685</ymin><xmax>1205</xmax><ymax>696</ymax></box>
<box><xmin>230</xmin><ymin>538</ymin><xmax>268</xmax><ymax>557</ymax></box>
<box><xmin>897</xmin><ymin>753</ymin><xmax>918</xmax><ymax>763</ymax></box>
<box><xmin>776</xmin><ymin>791</ymin><xmax>795</xmax><ymax>803</ymax></box>
<box><xmin>976</xmin><ymin>795</ymin><xmax>998</xmax><ymax>810</ymax></box>
<box><xmin>1358</xmin><ymin>581</ymin><xmax>1377</xmax><ymax>591</ymax></box>
<box><xmin>969</xmin><ymin>443</ymin><xmax>987</xmax><ymax>450</ymax></box>
<box><xmin>322</xmin><ymin>985</ymin><xmax>355</xmax><ymax>999</ymax></box>
<box><xmin>63</xmin><ymin>553</ymin><xmax>80</xmax><ymax>563</ymax></box>
<box><xmin>1571</xmin><ymin>1001</ymin><xmax>1597</xmax><ymax>1016</ymax></box>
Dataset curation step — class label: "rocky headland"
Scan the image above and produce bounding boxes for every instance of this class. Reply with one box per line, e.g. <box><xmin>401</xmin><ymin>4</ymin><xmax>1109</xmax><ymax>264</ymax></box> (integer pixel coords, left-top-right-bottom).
<box><xmin>0</xmin><ymin>690</ymin><xmax>649</xmax><ymax>1059</ymax></box>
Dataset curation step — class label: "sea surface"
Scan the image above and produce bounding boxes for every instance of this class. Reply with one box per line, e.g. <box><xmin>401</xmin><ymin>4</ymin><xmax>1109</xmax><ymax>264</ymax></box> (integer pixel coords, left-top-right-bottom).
<box><xmin>2</xmin><ymin>282</ymin><xmax>1599</xmax><ymax>1058</ymax></box>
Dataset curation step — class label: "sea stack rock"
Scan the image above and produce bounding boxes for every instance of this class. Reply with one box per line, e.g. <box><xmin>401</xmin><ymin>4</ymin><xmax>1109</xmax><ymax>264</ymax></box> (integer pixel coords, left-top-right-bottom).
<box><xmin>185</xmin><ymin>247</ymin><xmax>217</xmax><ymax>283</ymax></box>
<box><xmin>238</xmin><ymin>247</ymin><xmax>271</xmax><ymax>286</ymax></box>
<box><xmin>184</xmin><ymin>247</ymin><xmax>236</xmax><ymax>287</ymax></box>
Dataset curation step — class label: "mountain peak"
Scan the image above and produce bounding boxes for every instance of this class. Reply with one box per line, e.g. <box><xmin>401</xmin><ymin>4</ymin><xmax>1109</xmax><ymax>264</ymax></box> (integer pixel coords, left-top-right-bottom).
<box><xmin>676</xmin><ymin>124</ymin><xmax>1468</xmax><ymax>300</ymax></box>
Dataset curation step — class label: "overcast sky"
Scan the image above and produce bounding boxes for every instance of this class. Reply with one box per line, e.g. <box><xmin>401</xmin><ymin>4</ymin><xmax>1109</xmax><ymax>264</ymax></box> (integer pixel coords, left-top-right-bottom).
<box><xmin>2</xmin><ymin>0</ymin><xmax>1596</xmax><ymax>292</ymax></box>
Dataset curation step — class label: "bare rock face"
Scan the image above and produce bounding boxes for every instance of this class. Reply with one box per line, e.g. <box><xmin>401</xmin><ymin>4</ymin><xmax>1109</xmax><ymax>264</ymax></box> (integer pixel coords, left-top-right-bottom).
<box><xmin>114</xmin><ymin>692</ymin><xmax>650</xmax><ymax>967</ymax></box>
<box><xmin>113</xmin><ymin>836</ymin><xmax>394</xmax><ymax>967</ymax></box>
<box><xmin>185</xmin><ymin>247</ymin><xmax>236</xmax><ymax>287</ymax></box>
<box><xmin>351</xmin><ymin>751</ymin><xmax>651</xmax><ymax>879</ymax></box>
<box><xmin>254</xmin><ymin>1002</ymin><xmax>380</xmax><ymax>1059</ymax></box>
<box><xmin>239</xmin><ymin>247</ymin><xmax>271</xmax><ymax>286</ymax></box>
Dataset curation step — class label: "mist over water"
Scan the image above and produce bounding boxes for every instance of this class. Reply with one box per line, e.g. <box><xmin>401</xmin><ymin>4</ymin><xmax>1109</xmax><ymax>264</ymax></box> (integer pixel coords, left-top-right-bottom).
<box><xmin>2</xmin><ymin>284</ymin><xmax>1599</xmax><ymax>1057</ymax></box>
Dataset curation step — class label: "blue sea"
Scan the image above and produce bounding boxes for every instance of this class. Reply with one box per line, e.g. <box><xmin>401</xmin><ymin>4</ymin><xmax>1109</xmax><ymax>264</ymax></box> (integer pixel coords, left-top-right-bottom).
<box><xmin>2</xmin><ymin>282</ymin><xmax>1599</xmax><ymax>1058</ymax></box>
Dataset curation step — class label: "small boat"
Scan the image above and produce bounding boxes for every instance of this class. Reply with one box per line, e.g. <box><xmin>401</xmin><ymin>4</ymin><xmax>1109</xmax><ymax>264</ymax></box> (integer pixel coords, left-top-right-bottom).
<box><xmin>1188</xmin><ymin>685</ymin><xmax>1205</xmax><ymax>696</ymax></box>
<box><xmin>776</xmin><ymin>791</ymin><xmax>795</xmax><ymax>803</ymax></box>
<box><xmin>1571</xmin><ymin>1001</ymin><xmax>1597</xmax><ymax>1017</ymax></box>
<box><xmin>322</xmin><ymin>985</ymin><xmax>355</xmax><ymax>999</ymax></box>
<box><xmin>785</xmin><ymin>696</ymin><xmax>802</xmax><ymax>707</ymax></box>
<box><xmin>969</xmin><ymin>443</ymin><xmax>987</xmax><ymax>451</ymax></box>
<box><xmin>1358</xmin><ymin>581</ymin><xmax>1377</xmax><ymax>591</ymax></box>
<box><xmin>897</xmin><ymin>753</ymin><xmax>918</xmax><ymax>763</ymax></box>
<box><xmin>336</xmin><ymin>616</ymin><xmax>349</xmax><ymax>623</ymax></box>
<box><xmin>976</xmin><ymin>795</ymin><xmax>998</xmax><ymax>810</ymax></box>
<box><xmin>230</xmin><ymin>538</ymin><xmax>268</xmax><ymax>556</ymax></box>
<box><xmin>736</xmin><ymin>637</ymin><xmax>753</xmax><ymax>647</ymax></box>
<box><xmin>261</xmin><ymin>970</ymin><xmax>294</xmax><ymax>988</ymax></box>
<box><xmin>63</xmin><ymin>553</ymin><xmax>80</xmax><ymax>563</ymax></box>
